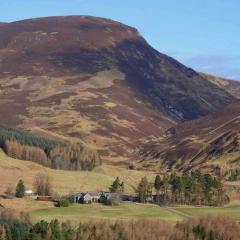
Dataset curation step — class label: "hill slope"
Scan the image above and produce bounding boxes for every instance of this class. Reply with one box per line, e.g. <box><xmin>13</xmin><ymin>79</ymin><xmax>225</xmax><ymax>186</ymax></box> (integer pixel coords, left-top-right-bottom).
<box><xmin>139</xmin><ymin>101</ymin><xmax>240</xmax><ymax>175</ymax></box>
<box><xmin>201</xmin><ymin>73</ymin><xmax>240</xmax><ymax>98</ymax></box>
<box><xmin>0</xmin><ymin>16</ymin><xmax>235</xmax><ymax>160</ymax></box>
<box><xmin>0</xmin><ymin>149</ymin><xmax>155</xmax><ymax>195</ymax></box>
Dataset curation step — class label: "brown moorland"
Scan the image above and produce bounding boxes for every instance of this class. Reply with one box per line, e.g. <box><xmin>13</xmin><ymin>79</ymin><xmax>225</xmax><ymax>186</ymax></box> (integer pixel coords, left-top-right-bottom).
<box><xmin>0</xmin><ymin>16</ymin><xmax>235</xmax><ymax>163</ymax></box>
<box><xmin>139</xmin><ymin>101</ymin><xmax>240</xmax><ymax>174</ymax></box>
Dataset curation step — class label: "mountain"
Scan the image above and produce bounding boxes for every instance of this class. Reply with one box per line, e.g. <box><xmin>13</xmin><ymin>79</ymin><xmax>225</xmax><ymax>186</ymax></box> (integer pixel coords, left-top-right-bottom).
<box><xmin>201</xmin><ymin>73</ymin><xmax>240</xmax><ymax>98</ymax></box>
<box><xmin>0</xmin><ymin>16</ymin><xmax>235</xmax><ymax>161</ymax></box>
<box><xmin>139</xmin><ymin>101</ymin><xmax>240</xmax><ymax>175</ymax></box>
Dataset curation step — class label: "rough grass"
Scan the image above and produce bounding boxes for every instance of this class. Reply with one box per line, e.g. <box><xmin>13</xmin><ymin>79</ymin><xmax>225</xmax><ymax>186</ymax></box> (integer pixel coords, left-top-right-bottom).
<box><xmin>0</xmin><ymin>197</ymin><xmax>54</xmax><ymax>212</ymax></box>
<box><xmin>0</xmin><ymin>68</ymin><xmax>174</xmax><ymax>161</ymax></box>
<box><xmin>171</xmin><ymin>204</ymin><xmax>240</xmax><ymax>220</ymax></box>
<box><xmin>0</xmin><ymin>150</ymin><xmax>154</xmax><ymax>195</ymax></box>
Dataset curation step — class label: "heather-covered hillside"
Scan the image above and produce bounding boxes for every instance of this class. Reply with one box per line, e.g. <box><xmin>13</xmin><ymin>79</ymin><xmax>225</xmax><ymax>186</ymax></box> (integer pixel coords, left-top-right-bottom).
<box><xmin>0</xmin><ymin>16</ymin><xmax>235</xmax><ymax>161</ymax></box>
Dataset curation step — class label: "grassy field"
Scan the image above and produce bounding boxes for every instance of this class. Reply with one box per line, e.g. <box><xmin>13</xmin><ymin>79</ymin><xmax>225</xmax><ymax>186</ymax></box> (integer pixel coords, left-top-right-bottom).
<box><xmin>0</xmin><ymin>150</ymin><xmax>155</xmax><ymax>195</ymax></box>
<box><xmin>30</xmin><ymin>202</ymin><xmax>183</xmax><ymax>224</ymax></box>
<box><xmin>30</xmin><ymin>201</ymin><xmax>240</xmax><ymax>225</ymax></box>
<box><xmin>171</xmin><ymin>204</ymin><xmax>240</xmax><ymax>220</ymax></box>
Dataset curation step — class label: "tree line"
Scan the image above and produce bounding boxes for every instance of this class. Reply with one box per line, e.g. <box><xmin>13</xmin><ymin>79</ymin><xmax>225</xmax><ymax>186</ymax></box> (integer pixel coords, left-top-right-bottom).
<box><xmin>49</xmin><ymin>143</ymin><xmax>101</xmax><ymax>171</ymax></box>
<box><xmin>137</xmin><ymin>171</ymin><xmax>229</xmax><ymax>206</ymax></box>
<box><xmin>0</xmin><ymin>125</ymin><xmax>101</xmax><ymax>171</ymax></box>
<box><xmin>0</xmin><ymin>124</ymin><xmax>63</xmax><ymax>154</ymax></box>
<box><xmin>0</xmin><ymin>212</ymin><xmax>240</xmax><ymax>240</ymax></box>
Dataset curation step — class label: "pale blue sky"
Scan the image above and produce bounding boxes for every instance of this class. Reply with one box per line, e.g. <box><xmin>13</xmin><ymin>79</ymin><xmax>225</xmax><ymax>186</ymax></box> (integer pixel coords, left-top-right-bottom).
<box><xmin>1</xmin><ymin>0</ymin><xmax>240</xmax><ymax>79</ymax></box>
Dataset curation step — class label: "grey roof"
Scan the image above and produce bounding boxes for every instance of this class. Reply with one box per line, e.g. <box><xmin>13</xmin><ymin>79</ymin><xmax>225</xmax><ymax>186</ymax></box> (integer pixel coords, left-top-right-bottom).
<box><xmin>72</xmin><ymin>192</ymin><xmax>101</xmax><ymax>199</ymax></box>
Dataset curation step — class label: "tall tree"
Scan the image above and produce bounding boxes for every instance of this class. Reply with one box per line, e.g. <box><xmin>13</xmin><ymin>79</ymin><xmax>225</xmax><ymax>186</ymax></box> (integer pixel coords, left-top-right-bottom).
<box><xmin>137</xmin><ymin>177</ymin><xmax>151</xmax><ymax>203</ymax></box>
<box><xmin>162</xmin><ymin>175</ymin><xmax>170</xmax><ymax>204</ymax></box>
<box><xmin>34</xmin><ymin>173</ymin><xmax>52</xmax><ymax>196</ymax></box>
<box><xmin>154</xmin><ymin>175</ymin><xmax>162</xmax><ymax>204</ymax></box>
<box><xmin>15</xmin><ymin>179</ymin><xmax>25</xmax><ymax>198</ymax></box>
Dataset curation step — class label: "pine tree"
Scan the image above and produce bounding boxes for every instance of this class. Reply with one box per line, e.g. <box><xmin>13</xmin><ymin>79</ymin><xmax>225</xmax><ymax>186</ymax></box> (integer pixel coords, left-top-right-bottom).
<box><xmin>109</xmin><ymin>177</ymin><xmax>124</xmax><ymax>193</ymax></box>
<box><xmin>154</xmin><ymin>175</ymin><xmax>162</xmax><ymax>204</ymax></box>
<box><xmin>137</xmin><ymin>177</ymin><xmax>151</xmax><ymax>203</ymax></box>
<box><xmin>15</xmin><ymin>179</ymin><xmax>25</xmax><ymax>198</ymax></box>
<box><xmin>162</xmin><ymin>175</ymin><xmax>169</xmax><ymax>204</ymax></box>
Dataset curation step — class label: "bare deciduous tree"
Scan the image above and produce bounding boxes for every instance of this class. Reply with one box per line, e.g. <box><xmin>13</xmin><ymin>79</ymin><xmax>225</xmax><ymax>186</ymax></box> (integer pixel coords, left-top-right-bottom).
<box><xmin>33</xmin><ymin>173</ymin><xmax>52</xmax><ymax>196</ymax></box>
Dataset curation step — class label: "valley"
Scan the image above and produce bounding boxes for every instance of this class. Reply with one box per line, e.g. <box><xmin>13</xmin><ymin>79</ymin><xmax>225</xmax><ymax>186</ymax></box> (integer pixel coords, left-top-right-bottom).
<box><xmin>0</xmin><ymin>14</ymin><xmax>239</xmax><ymax>240</ymax></box>
<box><xmin>139</xmin><ymin>101</ymin><xmax>240</xmax><ymax>173</ymax></box>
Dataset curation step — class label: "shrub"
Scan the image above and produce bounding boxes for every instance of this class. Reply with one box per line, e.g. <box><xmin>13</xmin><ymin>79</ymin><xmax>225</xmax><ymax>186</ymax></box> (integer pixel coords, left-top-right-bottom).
<box><xmin>108</xmin><ymin>194</ymin><xmax>121</xmax><ymax>206</ymax></box>
<box><xmin>101</xmin><ymin>193</ymin><xmax>122</xmax><ymax>206</ymax></box>
<box><xmin>56</xmin><ymin>199</ymin><xmax>71</xmax><ymax>207</ymax></box>
<box><xmin>5</xmin><ymin>186</ymin><xmax>14</xmax><ymax>198</ymax></box>
<box><xmin>128</xmin><ymin>164</ymin><xmax>135</xmax><ymax>170</ymax></box>
<box><xmin>0</xmin><ymin>209</ymin><xmax>30</xmax><ymax>224</ymax></box>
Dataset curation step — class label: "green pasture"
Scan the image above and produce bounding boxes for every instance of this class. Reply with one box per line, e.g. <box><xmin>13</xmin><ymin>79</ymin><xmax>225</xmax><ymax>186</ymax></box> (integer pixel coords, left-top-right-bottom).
<box><xmin>30</xmin><ymin>201</ymin><xmax>240</xmax><ymax>225</ymax></box>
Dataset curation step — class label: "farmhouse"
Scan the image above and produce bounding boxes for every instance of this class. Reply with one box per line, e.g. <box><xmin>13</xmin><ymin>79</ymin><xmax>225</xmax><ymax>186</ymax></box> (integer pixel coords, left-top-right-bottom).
<box><xmin>83</xmin><ymin>193</ymin><xmax>101</xmax><ymax>203</ymax></box>
<box><xmin>70</xmin><ymin>192</ymin><xmax>139</xmax><ymax>204</ymax></box>
<box><xmin>72</xmin><ymin>192</ymin><xmax>101</xmax><ymax>204</ymax></box>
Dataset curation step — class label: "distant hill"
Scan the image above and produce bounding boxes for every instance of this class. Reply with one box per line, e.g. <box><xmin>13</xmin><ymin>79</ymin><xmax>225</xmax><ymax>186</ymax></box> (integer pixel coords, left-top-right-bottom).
<box><xmin>0</xmin><ymin>16</ymin><xmax>235</xmax><ymax>161</ymax></box>
<box><xmin>201</xmin><ymin>73</ymin><xmax>240</xmax><ymax>98</ymax></box>
<box><xmin>139</xmin><ymin>101</ymin><xmax>240</xmax><ymax>175</ymax></box>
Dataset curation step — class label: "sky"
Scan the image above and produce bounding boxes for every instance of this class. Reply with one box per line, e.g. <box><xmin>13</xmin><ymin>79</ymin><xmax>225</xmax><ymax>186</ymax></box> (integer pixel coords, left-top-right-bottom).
<box><xmin>1</xmin><ymin>0</ymin><xmax>240</xmax><ymax>79</ymax></box>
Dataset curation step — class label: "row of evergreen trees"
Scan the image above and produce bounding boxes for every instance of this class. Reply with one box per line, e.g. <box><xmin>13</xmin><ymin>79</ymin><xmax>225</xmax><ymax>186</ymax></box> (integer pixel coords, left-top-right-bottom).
<box><xmin>137</xmin><ymin>171</ymin><xmax>229</xmax><ymax>206</ymax></box>
<box><xmin>0</xmin><ymin>124</ymin><xmax>63</xmax><ymax>154</ymax></box>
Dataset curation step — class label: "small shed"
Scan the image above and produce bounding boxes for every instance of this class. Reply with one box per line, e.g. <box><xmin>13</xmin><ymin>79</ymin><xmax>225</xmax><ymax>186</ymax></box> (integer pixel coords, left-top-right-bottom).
<box><xmin>24</xmin><ymin>190</ymin><xmax>34</xmax><ymax>196</ymax></box>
